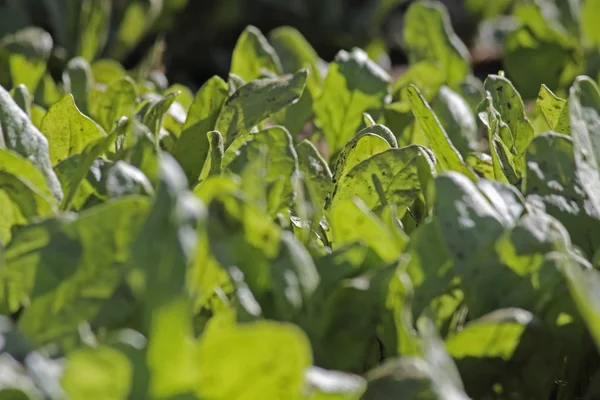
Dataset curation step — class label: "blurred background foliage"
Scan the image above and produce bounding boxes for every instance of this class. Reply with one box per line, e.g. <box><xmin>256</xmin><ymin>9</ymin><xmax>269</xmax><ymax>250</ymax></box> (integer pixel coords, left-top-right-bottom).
<box><xmin>0</xmin><ymin>0</ymin><xmax>514</xmax><ymax>91</ymax></box>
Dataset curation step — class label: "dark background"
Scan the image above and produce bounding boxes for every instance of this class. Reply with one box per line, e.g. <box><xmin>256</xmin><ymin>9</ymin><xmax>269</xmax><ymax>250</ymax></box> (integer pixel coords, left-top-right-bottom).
<box><xmin>131</xmin><ymin>0</ymin><xmax>500</xmax><ymax>89</ymax></box>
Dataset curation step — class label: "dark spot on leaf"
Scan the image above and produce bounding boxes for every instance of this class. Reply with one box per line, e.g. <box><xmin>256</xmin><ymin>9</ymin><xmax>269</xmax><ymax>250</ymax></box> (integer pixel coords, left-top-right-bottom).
<box><xmin>506</xmin><ymin>102</ymin><xmax>512</xmax><ymax>110</ymax></box>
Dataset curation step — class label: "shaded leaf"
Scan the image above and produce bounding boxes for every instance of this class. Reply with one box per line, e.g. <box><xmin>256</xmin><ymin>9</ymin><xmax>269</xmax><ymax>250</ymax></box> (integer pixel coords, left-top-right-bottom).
<box><xmin>216</xmin><ymin>70</ymin><xmax>308</xmax><ymax>147</ymax></box>
<box><xmin>173</xmin><ymin>76</ymin><xmax>229</xmax><ymax>185</ymax></box>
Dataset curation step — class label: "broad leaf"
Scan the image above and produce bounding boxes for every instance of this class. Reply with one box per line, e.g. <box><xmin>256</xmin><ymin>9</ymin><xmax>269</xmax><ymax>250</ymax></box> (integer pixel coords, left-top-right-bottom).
<box><xmin>0</xmin><ymin>27</ymin><xmax>52</xmax><ymax>93</ymax></box>
<box><xmin>230</xmin><ymin>25</ymin><xmax>283</xmax><ymax>82</ymax></box>
<box><xmin>430</xmin><ymin>86</ymin><xmax>477</xmax><ymax>157</ymax></box>
<box><xmin>403</xmin><ymin>0</ymin><xmax>471</xmax><ymax>87</ymax></box>
<box><xmin>215</xmin><ymin>70</ymin><xmax>308</xmax><ymax>147</ymax></box>
<box><xmin>92</xmin><ymin>77</ymin><xmax>138</xmax><ymax>133</ymax></box>
<box><xmin>269</xmin><ymin>26</ymin><xmax>322</xmax><ymax>135</ymax></box>
<box><xmin>223</xmin><ymin>126</ymin><xmax>298</xmax><ymax>216</ymax></box>
<box><xmin>75</xmin><ymin>0</ymin><xmax>112</xmax><ymax>62</ymax></box>
<box><xmin>62</xmin><ymin>345</ymin><xmax>132</xmax><ymax>400</ymax></box>
<box><xmin>0</xmin><ymin>171</ymin><xmax>56</xmax><ymax>243</ymax></box>
<box><xmin>330</xmin><ymin>198</ymin><xmax>403</xmax><ymax>262</ymax></box>
<box><xmin>173</xmin><ymin>76</ymin><xmax>229</xmax><ymax>185</ymax></box>
<box><xmin>194</xmin><ymin>319</ymin><xmax>312</xmax><ymax>400</ymax></box>
<box><xmin>537</xmin><ymin>84</ymin><xmax>570</xmax><ymax>135</ymax></box>
<box><xmin>483</xmin><ymin>74</ymin><xmax>535</xmax><ymax>158</ymax></box>
<box><xmin>406</xmin><ymin>85</ymin><xmax>477</xmax><ymax>180</ymax></box>
<box><xmin>524</xmin><ymin>132</ymin><xmax>600</xmax><ymax>257</ymax></box>
<box><xmin>569</xmin><ymin>76</ymin><xmax>600</xmax><ymax>216</ymax></box>
<box><xmin>315</xmin><ymin>49</ymin><xmax>390</xmax><ymax>158</ymax></box>
<box><xmin>16</xmin><ymin>196</ymin><xmax>150</xmax><ymax>347</ymax></box>
<box><xmin>41</xmin><ymin>94</ymin><xmax>106</xmax><ymax>165</ymax></box>
<box><xmin>330</xmin><ymin>145</ymin><xmax>434</xmax><ymax>217</ymax></box>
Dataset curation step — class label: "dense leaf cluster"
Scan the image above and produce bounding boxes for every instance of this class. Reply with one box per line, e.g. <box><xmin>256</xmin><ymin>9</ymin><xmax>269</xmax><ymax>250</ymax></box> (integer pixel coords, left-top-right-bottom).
<box><xmin>3</xmin><ymin>1</ymin><xmax>600</xmax><ymax>399</ymax></box>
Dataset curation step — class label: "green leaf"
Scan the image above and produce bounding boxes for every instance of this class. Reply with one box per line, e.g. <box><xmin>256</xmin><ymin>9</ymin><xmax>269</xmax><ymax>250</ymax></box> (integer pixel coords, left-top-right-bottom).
<box><xmin>0</xmin><ymin>84</ymin><xmax>63</xmax><ymax>202</ymax></box>
<box><xmin>332</xmin><ymin>124</ymin><xmax>398</xmax><ymax>184</ymax></box>
<box><xmin>446</xmin><ymin>308</ymin><xmax>533</xmax><ymax>360</ymax></box>
<box><xmin>537</xmin><ymin>84</ymin><xmax>570</xmax><ymax>135</ymax></box>
<box><xmin>103</xmin><ymin>160</ymin><xmax>154</xmax><ymax>199</ymax></box>
<box><xmin>31</xmin><ymin>104</ymin><xmax>45</xmax><ymax>129</ymax></box>
<box><xmin>165</xmin><ymin>84</ymin><xmax>194</xmax><ymax>110</ymax></box>
<box><xmin>215</xmin><ymin>69</ymin><xmax>308</xmax><ymax>147</ymax></box>
<box><xmin>0</xmin><ymin>27</ymin><xmax>52</xmax><ymax>93</ymax></box>
<box><xmin>483</xmin><ymin>74</ymin><xmax>535</xmax><ymax>158</ymax></box>
<box><xmin>109</xmin><ymin>0</ymin><xmax>162</xmax><ymax>61</ymax></box>
<box><xmin>202</xmin><ymin>130</ymin><xmax>224</xmax><ymax>180</ymax></box>
<box><xmin>173</xmin><ymin>76</ymin><xmax>229</xmax><ymax>185</ymax></box>
<box><xmin>75</xmin><ymin>0</ymin><xmax>112</xmax><ymax>62</ymax></box>
<box><xmin>582</xmin><ymin>0</ymin><xmax>600</xmax><ymax>48</ymax></box>
<box><xmin>315</xmin><ymin>48</ymin><xmax>390</xmax><ymax>158</ymax></box>
<box><xmin>16</xmin><ymin>196</ymin><xmax>150</xmax><ymax>346</ymax></box>
<box><xmin>117</xmin><ymin>119</ymin><xmax>160</xmax><ymax>186</ymax></box>
<box><xmin>391</xmin><ymin>61</ymin><xmax>445</xmax><ymax>103</ymax></box>
<box><xmin>62</xmin><ymin>345</ymin><xmax>132</xmax><ymax>400</ymax></box>
<box><xmin>434</xmin><ymin>173</ymin><xmax>520</xmax><ymax>266</ymax></box>
<box><xmin>91</xmin><ymin>59</ymin><xmax>127</xmax><ymax>85</ymax></box>
<box><xmin>403</xmin><ymin>0</ymin><xmax>471</xmax><ymax>87</ymax></box>
<box><xmin>563</xmin><ymin>256</ymin><xmax>600</xmax><ymax>352</ymax></box>
<box><xmin>296</xmin><ymin>139</ymin><xmax>333</xmax><ymax>209</ymax></box>
<box><xmin>333</xmin><ymin>133</ymin><xmax>391</xmax><ymax>184</ymax></box>
<box><xmin>41</xmin><ymin>94</ymin><xmax>106</xmax><ymax>165</ymax></box>
<box><xmin>205</xmin><ymin>195</ymin><xmax>282</xmax><ymax>313</ymax></box>
<box><xmin>330</xmin><ymin>145</ymin><xmax>434</xmax><ymax>217</ymax></box>
<box><xmin>132</xmin><ymin>153</ymin><xmax>203</xmax><ymax>324</ymax></box>
<box><xmin>503</xmin><ymin>21</ymin><xmax>582</xmax><ymax>99</ymax></box>
<box><xmin>142</xmin><ymin>92</ymin><xmax>179</xmax><ymax>141</ymax></box>
<box><xmin>55</xmin><ymin>118</ymin><xmax>127</xmax><ymax>210</ymax></box>
<box><xmin>63</xmin><ymin>57</ymin><xmax>94</xmax><ymax>116</ymax></box>
<box><xmin>466</xmin><ymin>152</ymin><xmax>494</xmax><ymax>179</ymax></box>
<box><xmin>445</xmin><ymin>308</ymin><xmax>561</xmax><ymax>399</ymax></box>
<box><xmin>223</xmin><ymin>126</ymin><xmax>298</xmax><ymax>215</ymax></box>
<box><xmin>308</xmin><ymin>265</ymin><xmax>409</xmax><ymax>373</ymax></box>
<box><xmin>330</xmin><ymin>198</ymin><xmax>403</xmax><ymax>262</ymax></box>
<box><xmin>0</xmin><ymin>217</ymin><xmax>68</xmax><ymax>313</ymax></box>
<box><xmin>34</xmin><ymin>73</ymin><xmax>62</xmax><ymax>110</ymax></box>
<box><xmin>147</xmin><ymin>297</ymin><xmax>197</xmax><ymax>398</ymax></box>
<box><xmin>568</xmin><ymin>76</ymin><xmax>600</xmax><ymax>215</ymax></box>
<box><xmin>477</xmin><ymin>93</ymin><xmax>520</xmax><ymax>184</ymax></box>
<box><xmin>269</xmin><ymin>26</ymin><xmax>322</xmax><ymax>135</ymax></box>
<box><xmin>0</xmin><ymin>148</ymin><xmax>56</xmax><ymax>204</ymax></box>
<box><xmin>0</xmin><ymin>171</ymin><xmax>56</xmax><ymax>243</ymax></box>
<box><xmin>231</xmin><ymin>25</ymin><xmax>283</xmax><ymax>82</ymax></box>
<box><xmin>269</xmin><ymin>26</ymin><xmax>322</xmax><ymax>92</ymax></box>
<box><xmin>92</xmin><ymin>76</ymin><xmax>138</xmax><ymax>133</ymax></box>
<box><xmin>430</xmin><ymin>86</ymin><xmax>477</xmax><ymax>157</ymax></box>
<box><xmin>524</xmin><ymin>132</ymin><xmax>600</xmax><ymax>257</ymax></box>
<box><xmin>194</xmin><ymin>319</ymin><xmax>312</xmax><ymax>400</ymax></box>
<box><xmin>406</xmin><ymin>85</ymin><xmax>477</xmax><ymax>180</ymax></box>
<box><xmin>228</xmin><ymin>73</ymin><xmax>246</xmax><ymax>95</ymax></box>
